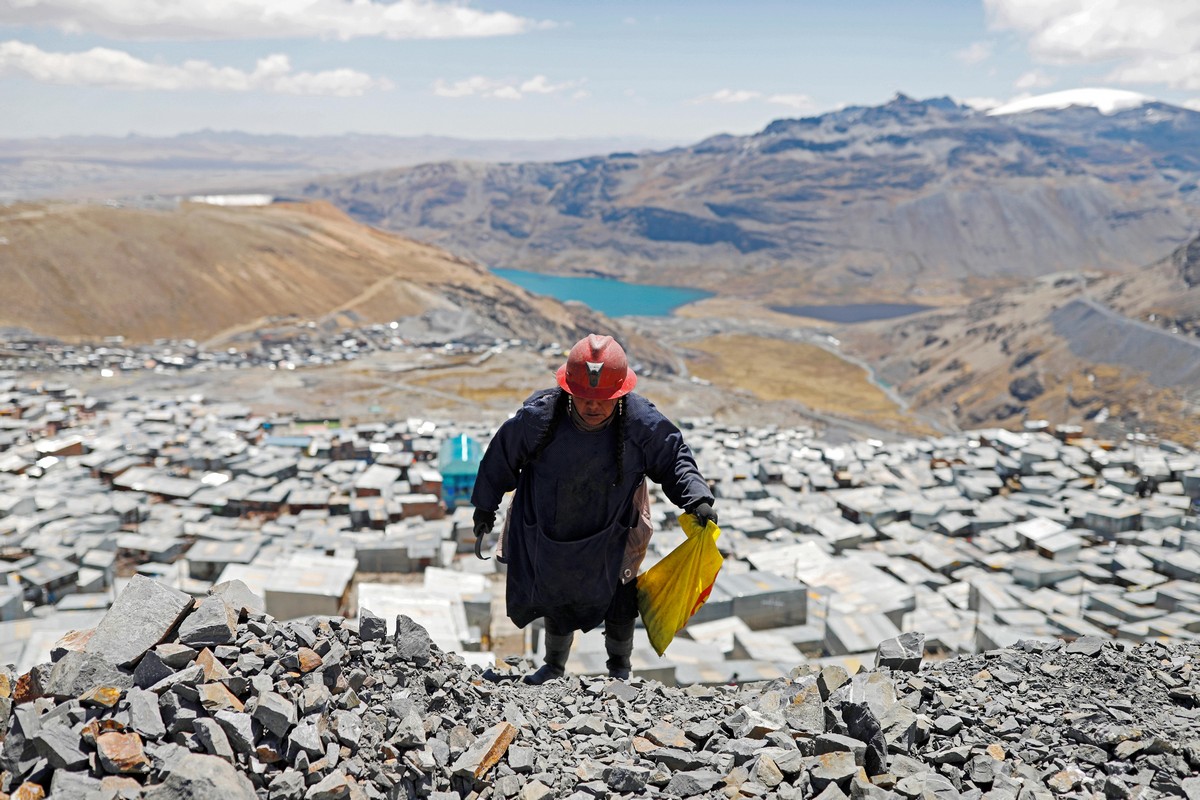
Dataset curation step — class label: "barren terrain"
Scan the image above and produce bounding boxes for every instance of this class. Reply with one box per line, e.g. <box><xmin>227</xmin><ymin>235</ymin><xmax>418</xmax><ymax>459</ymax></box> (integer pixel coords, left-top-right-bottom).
<box><xmin>6</xmin><ymin>197</ymin><xmax>1199</xmax><ymax>444</ymax></box>
<box><xmin>0</xmin><ymin>200</ymin><xmax>625</xmax><ymax>349</ymax></box>
<box><xmin>296</xmin><ymin>96</ymin><xmax>1200</xmax><ymax>305</ymax></box>
<box><xmin>842</xmin><ymin>235</ymin><xmax>1200</xmax><ymax>443</ymax></box>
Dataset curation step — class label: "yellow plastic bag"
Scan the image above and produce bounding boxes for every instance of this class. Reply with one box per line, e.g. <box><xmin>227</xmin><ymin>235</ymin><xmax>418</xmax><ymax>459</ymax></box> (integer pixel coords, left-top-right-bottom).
<box><xmin>637</xmin><ymin>513</ymin><xmax>724</xmax><ymax>656</ymax></box>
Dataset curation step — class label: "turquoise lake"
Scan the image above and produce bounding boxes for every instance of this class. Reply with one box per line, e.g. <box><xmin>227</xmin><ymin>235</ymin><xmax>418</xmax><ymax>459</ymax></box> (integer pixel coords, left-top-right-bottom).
<box><xmin>492</xmin><ymin>268</ymin><xmax>712</xmax><ymax>317</ymax></box>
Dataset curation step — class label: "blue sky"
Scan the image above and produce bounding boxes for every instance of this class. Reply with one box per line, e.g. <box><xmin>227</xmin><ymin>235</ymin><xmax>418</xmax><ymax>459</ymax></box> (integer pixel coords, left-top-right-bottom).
<box><xmin>1</xmin><ymin>0</ymin><xmax>1198</xmax><ymax>140</ymax></box>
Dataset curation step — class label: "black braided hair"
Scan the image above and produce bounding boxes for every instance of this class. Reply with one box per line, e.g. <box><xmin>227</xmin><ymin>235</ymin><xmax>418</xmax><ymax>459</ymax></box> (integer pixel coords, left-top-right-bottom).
<box><xmin>612</xmin><ymin>397</ymin><xmax>626</xmax><ymax>487</ymax></box>
<box><xmin>519</xmin><ymin>388</ymin><xmax>569</xmax><ymax>471</ymax></box>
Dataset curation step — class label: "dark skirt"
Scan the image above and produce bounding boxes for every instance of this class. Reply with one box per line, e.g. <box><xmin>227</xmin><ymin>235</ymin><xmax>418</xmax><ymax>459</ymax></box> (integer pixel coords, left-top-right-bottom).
<box><xmin>503</xmin><ymin>495</ymin><xmax>631</xmax><ymax>632</ymax></box>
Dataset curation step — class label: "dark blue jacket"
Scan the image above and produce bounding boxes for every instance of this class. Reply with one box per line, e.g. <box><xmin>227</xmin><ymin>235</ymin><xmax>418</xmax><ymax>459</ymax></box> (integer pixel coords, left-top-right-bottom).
<box><xmin>471</xmin><ymin>388</ymin><xmax>713</xmax><ymax>630</ymax></box>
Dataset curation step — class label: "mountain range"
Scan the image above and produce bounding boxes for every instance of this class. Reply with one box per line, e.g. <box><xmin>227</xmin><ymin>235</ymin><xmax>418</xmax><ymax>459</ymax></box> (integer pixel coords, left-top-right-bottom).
<box><xmin>0</xmin><ymin>131</ymin><xmax>677</xmax><ymax>203</ymax></box>
<box><xmin>294</xmin><ymin>93</ymin><xmax>1200</xmax><ymax>305</ymax></box>
<box><xmin>7</xmin><ymin>92</ymin><xmax>1200</xmax><ymax>439</ymax></box>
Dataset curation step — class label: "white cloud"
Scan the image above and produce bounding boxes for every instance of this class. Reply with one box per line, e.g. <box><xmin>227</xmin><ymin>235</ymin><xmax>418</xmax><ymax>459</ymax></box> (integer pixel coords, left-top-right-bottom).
<box><xmin>691</xmin><ymin>88</ymin><xmax>762</xmax><ymax>104</ymax></box>
<box><xmin>1186</xmin><ymin>98</ymin><xmax>1200</xmax><ymax>112</ymax></box>
<box><xmin>1108</xmin><ymin>53</ymin><xmax>1200</xmax><ymax>91</ymax></box>
<box><xmin>955</xmin><ymin>41</ymin><xmax>994</xmax><ymax>65</ymax></box>
<box><xmin>1014</xmin><ymin>70</ymin><xmax>1055</xmax><ymax>90</ymax></box>
<box><xmin>986</xmin><ymin>0</ymin><xmax>1200</xmax><ymax>89</ymax></box>
<box><xmin>690</xmin><ymin>89</ymin><xmax>816</xmax><ymax>113</ymax></box>
<box><xmin>519</xmin><ymin>75</ymin><xmax>576</xmax><ymax>95</ymax></box>
<box><xmin>766</xmin><ymin>93</ymin><xmax>817</xmax><ymax>112</ymax></box>
<box><xmin>432</xmin><ymin>75</ymin><xmax>499</xmax><ymax>98</ymax></box>
<box><xmin>0</xmin><ymin>0</ymin><xmax>543</xmax><ymax>41</ymax></box>
<box><xmin>432</xmin><ymin>74</ymin><xmax>581</xmax><ymax>100</ymax></box>
<box><xmin>0</xmin><ymin>40</ymin><xmax>387</xmax><ymax>95</ymax></box>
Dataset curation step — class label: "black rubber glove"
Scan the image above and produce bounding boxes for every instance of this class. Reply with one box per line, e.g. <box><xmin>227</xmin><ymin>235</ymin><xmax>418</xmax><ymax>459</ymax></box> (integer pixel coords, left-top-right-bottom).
<box><xmin>690</xmin><ymin>502</ymin><xmax>718</xmax><ymax>527</ymax></box>
<box><xmin>473</xmin><ymin>508</ymin><xmax>496</xmax><ymax>537</ymax></box>
<box><xmin>473</xmin><ymin>508</ymin><xmax>496</xmax><ymax>560</ymax></box>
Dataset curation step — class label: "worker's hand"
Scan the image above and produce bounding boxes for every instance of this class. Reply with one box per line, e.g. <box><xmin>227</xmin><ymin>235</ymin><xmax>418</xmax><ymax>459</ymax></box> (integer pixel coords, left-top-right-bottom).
<box><xmin>473</xmin><ymin>508</ymin><xmax>496</xmax><ymax>537</ymax></box>
<box><xmin>690</xmin><ymin>502</ymin><xmax>718</xmax><ymax>528</ymax></box>
<box><xmin>473</xmin><ymin>508</ymin><xmax>496</xmax><ymax>560</ymax></box>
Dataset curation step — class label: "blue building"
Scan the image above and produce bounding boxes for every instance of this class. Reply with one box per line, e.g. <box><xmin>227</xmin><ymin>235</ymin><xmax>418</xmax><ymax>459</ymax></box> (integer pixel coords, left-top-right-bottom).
<box><xmin>438</xmin><ymin>434</ymin><xmax>482</xmax><ymax>510</ymax></box>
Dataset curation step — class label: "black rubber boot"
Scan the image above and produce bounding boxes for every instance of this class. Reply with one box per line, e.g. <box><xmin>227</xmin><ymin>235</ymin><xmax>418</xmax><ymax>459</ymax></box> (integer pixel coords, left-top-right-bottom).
<box><xmin>605</xmin><ymin>620</ymin><xmax>635</xmax><ymax>680</ymax></box>
<box><xmin>524</xmin><ymin>631</ymin><xmax>573</xmax><ymax>685</ymax></box>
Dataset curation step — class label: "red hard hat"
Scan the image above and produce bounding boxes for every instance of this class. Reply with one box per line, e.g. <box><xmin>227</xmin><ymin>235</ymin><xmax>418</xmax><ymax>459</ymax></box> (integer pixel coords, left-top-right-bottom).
<box><xmin>555</xmin><ymin>334</ymin><xmax>638</xmax><ymax>400</ymax></box>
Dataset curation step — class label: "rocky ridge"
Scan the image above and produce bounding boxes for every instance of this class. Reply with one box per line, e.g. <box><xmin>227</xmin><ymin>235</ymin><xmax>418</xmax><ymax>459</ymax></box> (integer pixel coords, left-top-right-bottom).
<box><xmin>3</xmin><ymin>578</ymin><xmax>1200</xmax><ymax>800</ymax></box>
<box><xmin>296</xmin><ymin>95</ymin><xmax>1200</xmax><ymax>303</ymax></box>
<box><xmin>844</xmin><ymin>230</ymin><xmax>1200</xmax><ymax>440</ymax></box>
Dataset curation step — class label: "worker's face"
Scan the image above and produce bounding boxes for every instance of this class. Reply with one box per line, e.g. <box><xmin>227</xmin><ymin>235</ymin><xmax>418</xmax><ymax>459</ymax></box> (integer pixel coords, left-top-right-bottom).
<box><xmin>572</xmin><ymin>395</ymin><xmax>618</xmax><ymax>424</ymax></box>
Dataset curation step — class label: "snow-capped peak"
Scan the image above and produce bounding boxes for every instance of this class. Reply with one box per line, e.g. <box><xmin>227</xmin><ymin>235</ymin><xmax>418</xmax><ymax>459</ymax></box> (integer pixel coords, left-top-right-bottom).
<box><xmin>985</xmin><ymin>88</ymin><xmax>1156</xmax><ymax>117</ymax></box>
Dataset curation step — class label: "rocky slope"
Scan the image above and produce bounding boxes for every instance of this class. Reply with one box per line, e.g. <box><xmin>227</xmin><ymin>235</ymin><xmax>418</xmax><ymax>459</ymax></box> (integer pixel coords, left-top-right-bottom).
<box><xmin>0</xmin><ymin>200</ymin><xmax>651</xmax><ymax>354</ymax></box>
<box><xmin>295</xmin><ymin>95</ymin><xmax>1200</xmax><ymax>304</ymax></box>
<box><xmin>842</xmin><ymin>232</ymin><xmax>1200</xmax><ymax>440</ymax></box>
<box><xmin>2</xmin><ymin>577</ymin><xmax>1198</xmax><ymax>800</ymax></box>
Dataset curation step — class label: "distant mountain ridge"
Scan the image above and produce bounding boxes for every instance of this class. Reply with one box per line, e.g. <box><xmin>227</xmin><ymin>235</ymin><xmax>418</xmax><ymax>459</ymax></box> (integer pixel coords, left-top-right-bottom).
<box><xmin>0</xmin><ymin>131</ymin><xmax>679</xmax><ymax>202</ymax></box>
<box><xmin>296</xmin><ymin>93</ymin><xmax>1200</xmax><ymax>304</ymax></box>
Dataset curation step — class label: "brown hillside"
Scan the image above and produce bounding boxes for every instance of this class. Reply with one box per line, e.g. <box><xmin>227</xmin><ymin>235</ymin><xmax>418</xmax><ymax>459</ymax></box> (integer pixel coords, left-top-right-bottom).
<box><xmin>0</xmin><ymin>201</ymin><xmax>640</xmax><ymax>351</ymax></box>
<box><xmin>842</xmin><ymin>246</ymin><xmax>1200</xmax><ymax>443</ymax></box>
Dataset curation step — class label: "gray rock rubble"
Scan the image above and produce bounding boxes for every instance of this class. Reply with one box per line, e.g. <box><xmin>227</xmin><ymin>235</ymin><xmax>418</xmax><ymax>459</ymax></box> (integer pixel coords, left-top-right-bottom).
<box><xmin>2</xmin><ymin>578</ymin><xmax>1199</xmax><ymax>800</ymax></box>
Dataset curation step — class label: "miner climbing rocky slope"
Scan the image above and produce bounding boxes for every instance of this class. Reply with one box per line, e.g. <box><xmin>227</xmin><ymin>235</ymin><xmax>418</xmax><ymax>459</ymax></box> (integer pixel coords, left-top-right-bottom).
<box><xmin>1</xmin><ymin>576</ymin><xmax>1198</xmax><ymax>800</ymax></box>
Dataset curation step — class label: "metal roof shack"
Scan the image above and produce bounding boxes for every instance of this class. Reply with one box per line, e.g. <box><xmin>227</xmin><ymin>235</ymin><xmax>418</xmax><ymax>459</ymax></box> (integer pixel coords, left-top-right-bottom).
<box><xmin>355</xmin><ymin>525</ymin><xmax>453</xmax><ymax>573</ymax></box>
<box><xmin>1036</xmin><ymin>530</ymin><xmax>1084</xmax><ymax>561</ymax></box>
<box><xmin>263</xmin><ymin>435</ymin><xmax>313</xmax><ymax>451</ymax></box>
<box><xmin>116</xmin><ymin>533</ymin><xmax>187</xmax><ymax>563</ymax></box>
<box><xmin>287</xmin><ymin>488</ymin><xmax>331</xmax><ymax>512</ymax></box>
<box><xmin>243</xmin><ymin>457</ymin><xmax>298</xmax><ymax>482</ymax></box>
<box><xmin>1014</xmin><ymin>516</ymin><xmax>1067</xmax><ymax>548</ymax></box>
<box><xmin>410</xmin><ymin>466</ymin><xmax>443</xmax><ymax>496</ymax></box>
<box><xmin>374</xmin><ymin>450</ymin><xmax>416</xmax><ymax>473</ymax></box>
<box><xmin>1</xmin><ymin>608</ymin><xmax>108</xmax><ymax>672</ymax></box>
<box><xmin>1009</xmin><ymin>555</ymin><xmax>1081</xmax><ymax>589</ymax></box>
<box><xmin>354</xmin><ymin>464</ymin><xmax>401</xmax><ymax>497</ymax></box>
<box><xmin>142</xmin><ymin>475</ymin><xmax>204</xmax><ymax>501</ymax></box>
<box><xmin>1083</xmin><ymin>504</ymin><xmax>1142</xmax><ymax>537</ymax></box>
<box><xmin>1141</xmin><ymin>506</ymin><xmax>1186</xmax><ymax>530</ymax></box>
<box><xmin>825</xmin><ymin>608</ymin><xmax>902</xmax><ymax>656</ymax></box>
<box><xmin>33</xmin><ymin>434</ymin><xmax>85</xmax><ymax>458</ymax></box>
<box><xmin>15</xmin><ymin>557</ymin><xmax>79</xmax><ymax>603</ymax></box>
<box><xmin>1</xmin><ymin>579</ymin><xmax>24</xmax><ymax>622</ymax></box>
<box><xmin>808</xmin><ymin>514</ymin><xmax>870</xmax><ymax>550</ymax></box>
<box><xmin>711</xmin><ymin>570</ymin><xmax>808</xmax><ymax>631</ymax></box>
<box><xmin>244</xmin><ymin>480</ymin><xmax>295</xmax><ymax>513</ymax></box>
<box><xmin>392</xmin><ymin>493</ymin><xmax>445</xmax><ymax>521</ymax></box>
<box><xmin>729</xmin><ymin>629</ymin><xmax>806</xmax><ymax>668</ymax></box>
<box><xmin>357</xmin><ymin>581</ymin><xmax>475</xmax><ymax>655</ymax></box>
<box><xmin>0</xmin><ymin>494</ymin><xmax>35</xmax><ymax>519</ymax></box>
<box><xmin>110</xmin><ymin>466</ymin><xmax>157</xmax><ymax>492</ymax></box>
<box><xmin>219</xmin><ymin>552</ymin><xmax>357</xmax><ymax>620</ymax></box>
<box><xmin>266</xmin><ymin>552</ymin><xmax>357</xmax><ymax>619</ymax></box>
<box><xmin>186</xmin><ymin>538</ymin><xmax>262</xmax><ymax>580</ymax></box>
<box><xmin>349</xmin><ymin>496</ymin><xmax>389</xmax><ymax>530</ymax></box>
